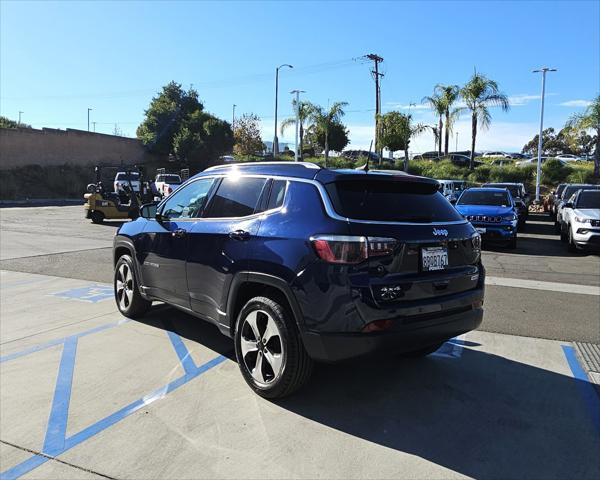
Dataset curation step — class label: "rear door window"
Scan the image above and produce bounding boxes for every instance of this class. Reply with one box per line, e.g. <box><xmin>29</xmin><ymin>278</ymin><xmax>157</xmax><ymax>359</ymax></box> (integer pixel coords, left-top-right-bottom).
<box><xmin>204</xmin><ymin>176</ymin><xmax>268</xmax><ymax>218</ymax></box>
<box><xmin>325</xmin><ymin>179</ymin><xmax>463</xmax><ymax>222</ymax></box>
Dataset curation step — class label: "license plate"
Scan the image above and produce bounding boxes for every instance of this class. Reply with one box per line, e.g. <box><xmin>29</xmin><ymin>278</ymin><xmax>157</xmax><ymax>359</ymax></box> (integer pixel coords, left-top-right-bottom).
<box><xmin>422</xmin><ymin>247</ymin><xmax>448</xmax><ymax>272</ymax></box>
<box><xmin>476</xmin><ymin>227</ymin><xmax>487</xmax><ymax>234</ymax></box>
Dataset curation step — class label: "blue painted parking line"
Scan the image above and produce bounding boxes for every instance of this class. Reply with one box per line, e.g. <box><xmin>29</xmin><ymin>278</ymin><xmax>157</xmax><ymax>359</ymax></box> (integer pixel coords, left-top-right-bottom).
<box><xmin>562</xmin><ymin>345</ymin><xmax>600</xmax><ymax>435</ymax></box>
<box><xmin>50</xmin><ymin>284</ymin><xmax>113</xmax><ymax>303</ymax></box>
<box><xmin>432</xmin><ymin>336</ymin><xmax>465</xmax><ymax>359</ymax></box>
<box><xmin>0</xmin><ymin>320</ymin><xmax>227</xmax><ymax>480</ymax></box>
<box><xmin>0</xmin><ymin>320</ymin><xmax>127</xmax><ymax>364</ymax></box>
<box><xmin>42</xmin><ymin>337</ymin><xmax>78</xmax><ymax>456</ymax></box>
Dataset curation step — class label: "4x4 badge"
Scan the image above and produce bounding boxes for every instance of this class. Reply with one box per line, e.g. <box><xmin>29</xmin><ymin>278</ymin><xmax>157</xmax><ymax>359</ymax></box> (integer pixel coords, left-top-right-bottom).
<box><xmin>433</xmin><ymin>228</ymin><xmax>449</xmax><ymax>236</ymax></box>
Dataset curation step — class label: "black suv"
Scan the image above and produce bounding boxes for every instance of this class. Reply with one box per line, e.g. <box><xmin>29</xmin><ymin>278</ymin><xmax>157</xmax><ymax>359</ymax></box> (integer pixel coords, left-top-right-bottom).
<box><xmin>113</xmin><ymin>162</ymin><xmax>485</xmax><ymax>398</ymax></box>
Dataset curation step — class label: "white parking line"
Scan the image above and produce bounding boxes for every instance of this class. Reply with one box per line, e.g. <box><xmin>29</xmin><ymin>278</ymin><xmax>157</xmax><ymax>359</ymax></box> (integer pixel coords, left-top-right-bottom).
<box><xmin>486</xmin><ymin>276</ymin><xmax>600</xmax><ymax>296</ymax></box>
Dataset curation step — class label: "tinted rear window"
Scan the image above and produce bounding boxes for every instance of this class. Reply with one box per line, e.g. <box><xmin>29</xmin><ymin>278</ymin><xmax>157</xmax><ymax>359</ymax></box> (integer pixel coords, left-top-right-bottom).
<box><xmin>563</xmin><ymin>185</ymin><xmax>599</xmax><ymax>200</ymax></box>
<box><xmin>116</xmin><ymin>172</ymin><xmax>139</xmax><ymax>180</ymax></box>
<box><xmin>325</xmin><ymin>180</ymin><xmax>463</xmax><ymax>222</ymax></box>
<box><xmin>163</xmin><ymin>175</ymin><xmax>181</xmax><ymax>183</ymax></box>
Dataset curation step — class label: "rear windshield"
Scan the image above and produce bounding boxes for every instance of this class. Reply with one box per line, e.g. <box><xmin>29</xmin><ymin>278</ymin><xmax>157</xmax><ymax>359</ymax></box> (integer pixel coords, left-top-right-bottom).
<box><xmin>116</xmin><ymin>172</ymin><xmax>139</xmax><ymax>180</ymax></box>
<box><xmin>556</xmin><ymin>184</ymin><xmax>566</xmax><ymax>197</ymax></box>
<box><xmin>458</xmin><ymin>190</ymin><xmax>511</xmax><ymax>207</ymax></box>
<box><xmin>162</xmin><ymin>175</ymin><xmax>181</xmax><ymax>183</ymax></box>
<box><xmin>325</xmin><ymin>180</ymin><xmax>463</xmax><ymax>222</ymax></box>
<box><xmin>576</xmin><ymin>191</ymin><xmax>600</xmax><ymax>209</ymax></box>
<box><xmin>485</xmin><ymin>184</ymin><xmax>520</xmax><ymax>197</ymax></box>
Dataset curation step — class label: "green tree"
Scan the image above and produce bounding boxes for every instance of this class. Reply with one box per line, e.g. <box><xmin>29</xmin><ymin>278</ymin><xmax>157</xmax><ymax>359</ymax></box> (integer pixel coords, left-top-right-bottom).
<box><xmin>460</xmin><ymin>72</ymin><xmax>510</xmax><ymax>169</ymax></box>
<box><xmin>233</xmin><ymin>113</ymin><xmax>264</xmax><ymax>156</ymax></box>
<box><xmin>307</xmin><ymin>101</ymin><xmax>348</xmax><ymax>166</ymax></box>
<box><xmin>566</xmin><ymin>94</ymin><xmax>600</xmax><ymax>177</ymax></box>
<box><xmin>306</xmin><ymin>120</ymin><xmax>349</xmax><ymax>153</ymax></box>
<box><xmin>0</xmin><ymin>116</ymin><xmax>31</xmax><ymax>129</ymax></box>
<box><xmin>136</xmin><ymin>81</ymin><xmax>232</xmax><ymax>167</ymax></box>
<box><xmin>379</xmin><ymin>112</ymin><xmax>427</xmax><ymax>170</ymax></box>
<box><xmin>280</xmin><ymin>100</ymin><xmax>312</xmax><ymax>160</ymax></box>
<box><xmin>435</xmin><ymin>84</ymin><xmax>461</xmax><ymax>155</ymax></box>
<box><xmin>422</xmin><ymin>91</ymin><xmax>445</xmax><ymax>157</ymax></box>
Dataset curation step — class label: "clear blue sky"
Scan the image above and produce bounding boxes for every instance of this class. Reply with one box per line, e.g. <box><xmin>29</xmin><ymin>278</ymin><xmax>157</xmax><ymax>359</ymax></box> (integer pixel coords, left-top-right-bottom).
<box><xmin>1</xmin><ymin>0</ymin><xmax>598</xmax><ymax>152</ymax></box>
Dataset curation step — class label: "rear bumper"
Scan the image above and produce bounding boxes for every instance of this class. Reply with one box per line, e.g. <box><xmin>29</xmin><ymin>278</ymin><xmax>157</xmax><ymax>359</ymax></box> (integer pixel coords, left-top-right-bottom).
<box><xmin>301</xmin><ymin>288</ymin><xmax>484</xmax><ymax>362</ymax></box>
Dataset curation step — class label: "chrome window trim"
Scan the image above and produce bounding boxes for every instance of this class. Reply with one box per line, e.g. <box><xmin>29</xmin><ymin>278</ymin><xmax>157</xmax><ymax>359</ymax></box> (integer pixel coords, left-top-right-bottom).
<box><xmin>161</xmin><ymin>173</ymin><xmax>468</xmax><ymax>226</ymax></box>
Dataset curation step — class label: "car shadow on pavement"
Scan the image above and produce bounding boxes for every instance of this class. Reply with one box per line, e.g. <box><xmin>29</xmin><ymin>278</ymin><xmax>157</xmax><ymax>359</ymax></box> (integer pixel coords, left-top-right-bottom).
<box><xmin>137</xmin><ymin>304</ymin><xmax>236</xmax><ymax>360</ymax></box>
<box><xmin>137</xmin><ymin>305</ymin><xmax>599</xmax><ymax>479</ymax></box>
<box><xmin>483</xmin><ymin>236</ymin><xmax>597</xmax><ymax>258</ymax></box>
<box><xmin>276</xmin><ymin>348</ymin><xmax>600</xmax><ymax>480</ymax></box>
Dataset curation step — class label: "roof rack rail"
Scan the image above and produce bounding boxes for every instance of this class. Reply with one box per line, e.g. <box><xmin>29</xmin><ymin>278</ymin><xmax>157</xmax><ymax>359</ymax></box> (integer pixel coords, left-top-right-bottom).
<box><xmin>205</xmin><ymin>161</ymin><xmax>321</xmax><ymax>171</ymax></box>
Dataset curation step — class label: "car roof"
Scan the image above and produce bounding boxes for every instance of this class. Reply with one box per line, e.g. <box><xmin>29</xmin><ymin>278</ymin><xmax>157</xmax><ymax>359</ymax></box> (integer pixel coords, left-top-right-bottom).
<box><xmin>195</xmin><ymin>162</ymin><xmax>436</xmax><ymax>186</ymax></box>
<box><xmin>465</xmin><ymin>187</ymin><xmax>510</xmax><ymax>193</ymax></box>
<box><xmin>483</xmin><ymin>182</ymin><xmax>521</xmax><ymax>186</ymax></box>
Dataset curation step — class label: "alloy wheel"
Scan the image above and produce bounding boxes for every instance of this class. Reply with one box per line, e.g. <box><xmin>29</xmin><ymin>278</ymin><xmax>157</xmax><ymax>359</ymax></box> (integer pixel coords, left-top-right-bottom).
<box><xmin>116</xmin><ymin>263</ymin><xmax>133</xmax><ymax>311</ymax></box>
<box><xmin>240</xmin><ymin>310</ymin><xmax>284</xmax><ymax>386</ymax></box>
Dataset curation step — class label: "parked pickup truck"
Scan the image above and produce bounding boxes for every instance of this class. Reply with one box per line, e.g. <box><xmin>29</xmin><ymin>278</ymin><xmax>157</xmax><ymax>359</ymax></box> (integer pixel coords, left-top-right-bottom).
<box><xmin>155</xmin><ymin>173</ymin><xmax>182</xmax><ymax>197</ymax></box>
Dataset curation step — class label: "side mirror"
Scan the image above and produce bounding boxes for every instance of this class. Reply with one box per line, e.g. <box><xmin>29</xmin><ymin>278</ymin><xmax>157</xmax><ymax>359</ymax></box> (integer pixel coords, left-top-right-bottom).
<box><xmin>450</xmin><ymin>198</ymin><xmax>457</xmax><ymax>205</ymax></box>
<box><xmin>140</xmin><ymin>202</ymin><xmax>158</xmax><ymax>219</ymax></box>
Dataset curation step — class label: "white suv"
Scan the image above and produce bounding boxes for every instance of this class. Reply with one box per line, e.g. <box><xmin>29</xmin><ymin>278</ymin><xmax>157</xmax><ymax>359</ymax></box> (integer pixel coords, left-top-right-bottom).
<box><xmin>560</xmin><ymin>189</ymin><xmax>600</xmax><ymax>251</ymax></box>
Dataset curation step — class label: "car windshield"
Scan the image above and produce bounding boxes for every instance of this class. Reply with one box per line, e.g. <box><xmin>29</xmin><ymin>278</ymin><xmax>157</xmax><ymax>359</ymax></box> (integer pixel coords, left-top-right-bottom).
<box><xmin>116</xmin><ymin>172</ymin><xmax>140</xmax><ymax>181</ymax></box>
<box><xmin>485</xmin><ymin>184</ymin><xmax>520</xmax><ymax>197</ymax></box>
<box><xmin>458</xmin><ymin>190</ymin><xmax>511</xmax><ymax>207</ymax></box>
<box><xmin>576</xmin><ymin>191</ymin><xmax>600</xmax><ymax>209</ymax></box>
<box><xmin>326</xmin><ymin>179</ymin><xmax>463</xmax><ymax>222</ymax></box>
<box><xmin>562</xmin><ymin>185</ymin><xmax>596</xmax><ymax>200</ymax></box>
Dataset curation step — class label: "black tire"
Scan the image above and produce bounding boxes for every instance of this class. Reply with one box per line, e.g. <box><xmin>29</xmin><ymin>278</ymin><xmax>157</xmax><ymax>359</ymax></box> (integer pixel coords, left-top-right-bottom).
<box><xmin>114</xmin><ymin>255</ymin><xmax>151</xmax><ymax>318</ymax></box>
<box><xmin>560</xmin><ymin>226</ymin><xmax>568</xmax><ymax>242</ymax></box>
<box><xmin>90</xmin><ymin>211</ymin><xmax>104</xmax><ymax>224</ymax></box>
<box><xmin>508</xmin><ymin>235</ymin><xmax>517</xmax><ymax>249</ymax></box>
<box><xmin>568</xmin><ymin>227</ymin><xmax>577</xmax><ymax>253</ymax></box>
<box><xmin>399</xmin><ymin>342</ymin><xmax>444</xmax><ymax>358</ymax></box>
<box><xmin>234</xmin><ymin>295</ymin><xmax>313</xmax><ymax>399</ymax></box>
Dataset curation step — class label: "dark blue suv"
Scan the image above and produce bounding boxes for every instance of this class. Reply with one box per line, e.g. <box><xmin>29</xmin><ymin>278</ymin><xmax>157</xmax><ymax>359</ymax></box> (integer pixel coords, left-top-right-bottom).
<box><xmin>113</xmin><ymin>162</ymin><xmax>485</xmax><ymax>398</ymax></box>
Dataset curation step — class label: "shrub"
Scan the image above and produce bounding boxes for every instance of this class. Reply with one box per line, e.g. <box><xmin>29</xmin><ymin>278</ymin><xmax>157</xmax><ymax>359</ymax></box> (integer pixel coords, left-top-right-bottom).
<box><xmin>566</xmin><ymin>163</ymin><xmax>598</xmax><ymax>184</ymax></box>
<box><xmin>542</xmin><ymin>159</ymin><xmax>572</xmax><ymax>184</ymax></box>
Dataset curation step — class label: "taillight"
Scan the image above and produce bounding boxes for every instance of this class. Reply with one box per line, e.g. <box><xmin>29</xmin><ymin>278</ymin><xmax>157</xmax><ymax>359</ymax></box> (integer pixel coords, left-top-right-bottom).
<box><xmin>310</xmin><ymin>235</ymin><xmax>397</xmax><ymax>265</ymax></box>
<box><xmin>362</xmin><ymin>319</ymin><xmax>394</xmax><ymax>333</ymax></box>
<box><xmin>167</xmin><ymin>186</ymin><xmax>172</xmax><ymax>194</ymax></box>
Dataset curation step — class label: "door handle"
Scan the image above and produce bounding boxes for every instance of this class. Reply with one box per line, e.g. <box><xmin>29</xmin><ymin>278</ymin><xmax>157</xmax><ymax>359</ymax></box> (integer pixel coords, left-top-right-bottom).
<box><xmin>229</xmin><ymin>229</ymin><xmax>250</xmax><ymax>241</ymax></box>
<box><xmin>171</xmin><ymin>228</ymin><xmax>186</xmax><ymax>238</ymax></box>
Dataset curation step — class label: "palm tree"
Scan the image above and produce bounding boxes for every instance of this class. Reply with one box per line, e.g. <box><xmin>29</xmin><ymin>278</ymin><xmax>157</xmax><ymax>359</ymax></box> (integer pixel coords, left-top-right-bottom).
<box><xmin>435</xmin><ymin>84</ymin><xmax>461</xmax><ymax>155</ymax></box>
<box><xmin>460</xmin><ymin>72</ymin><xmax>510</xmax><ymax>169</ymax></box>
<box><xmin>307</xmin><ymin>101</ymin><xmax>348</xmax><ymax>166</ymax></box>
<box><xmin>422</xmin><ymin>91</ymin><xmax>445</xmax><ymax>157</ymax></box>
<box><xmin>280</xmin><ymin>100</ymin><xmax>311</xmax><ymax>160</ymax></box>
<box><xmin>566</xmin><ymin>94</ymin><xmax>600</xmax><ymax>177</ymax></box>
<box><xmin>401</xmin><ymin>114</ymin><xmax>428</xmax><ymax>171</ymax></box>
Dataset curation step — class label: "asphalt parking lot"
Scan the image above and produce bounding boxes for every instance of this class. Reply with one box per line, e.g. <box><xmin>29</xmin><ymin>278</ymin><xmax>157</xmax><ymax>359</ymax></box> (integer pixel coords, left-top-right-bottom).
<box><xmin>1</xmin><ymin>205</ymin><xmax>599</xmax><ymax>479</ymax></box>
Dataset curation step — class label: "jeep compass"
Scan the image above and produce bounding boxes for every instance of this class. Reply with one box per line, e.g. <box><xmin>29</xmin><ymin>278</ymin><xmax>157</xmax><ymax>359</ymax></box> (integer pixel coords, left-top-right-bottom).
<box><xmin>113</xmin><ymin>162</ymin><xmax>484</xmax><ymax>398</ymax></box>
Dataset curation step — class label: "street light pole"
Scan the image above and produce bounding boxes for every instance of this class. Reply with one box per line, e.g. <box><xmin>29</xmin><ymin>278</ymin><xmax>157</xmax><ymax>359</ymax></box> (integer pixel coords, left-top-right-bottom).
<box><xmin>87</xmin><ymin>108</ymin><xmax>93</xmax><ymax>132</ymax></box>
<box><xmin>274</xmin><ymin>64</ymin><xmax>293</xmax><ymax>157</ymax></box>
<box><xmin>290</xmin><ymin>89</ymin><xmax>305</xmax><ymax>162</ymax></box>
<box><xmin>18</xmin><ymin>111</ymin><xmax>23</xmax><ymax>125</ymax></box>
<box><xmin>533</xmin><ymin>67</ymin><xmax>557</xmax><ymax>203</ymax></box>
<box><xmin>456</xmin><ymin>132</ymin><xmax>459</xmax><ymax>152</ymax></box>
<box><xmin>232</xmin><ymin>104</ymin><xmax>236</xmax><ymax>129</ymax></box>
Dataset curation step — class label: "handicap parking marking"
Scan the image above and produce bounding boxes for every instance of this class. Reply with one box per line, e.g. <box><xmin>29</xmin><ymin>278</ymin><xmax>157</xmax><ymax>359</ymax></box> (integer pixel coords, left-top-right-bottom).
<box><xmin>0</xmin><ymin>319</ymin><xmax>227</xmax><ymax>480</ymax></box>
<box><xmin>49</xmin><ymin>284</ymin><xmax>113</xmax><ymax>303</ymax></box>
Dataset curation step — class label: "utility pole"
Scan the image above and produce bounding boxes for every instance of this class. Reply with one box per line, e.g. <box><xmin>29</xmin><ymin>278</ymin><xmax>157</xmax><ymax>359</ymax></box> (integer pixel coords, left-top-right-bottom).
<box><xmin>533</xmin><ymin>67</ymin><xmax>557</xmax><ymax>203</ymax></box>
<box><xmin>274</xmin><ymin>64</ymin><xmax>293</xmax><ymax>156</ymax></box>
<box><xmin>365</xmin><ymin>54</ymin><xmax>384</xmax><ymax>164</ymax></box>
<box><xmin>290</xmin><ymin>89</ymin><xmax>305</xmax><ymax>162</ymax></box>
<box><xmin>232</xmin><ymin>104</ymin><xmax>236</xmax><ymax>129</ymax></box>
<box><xmin>92</xmin><ymin>121</ymin><xmax>97</xmax><ymax>133</ymax></box>
<box><xmin>87</xmin><ymin>108</ymin><xmax>92</xmax><ymax>132</ymax></box>
<box><xmin>18</xmin><ymin>111</ymin><xmax>23</xmax><ymax>125</ymax></box>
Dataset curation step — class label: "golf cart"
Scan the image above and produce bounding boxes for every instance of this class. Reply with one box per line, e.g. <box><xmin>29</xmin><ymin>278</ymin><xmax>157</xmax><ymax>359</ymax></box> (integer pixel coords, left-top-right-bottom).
<box><xmin>84</xmin><ymin>165</ymin><xmax>149</xmax><ymax>224</ymax></box>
